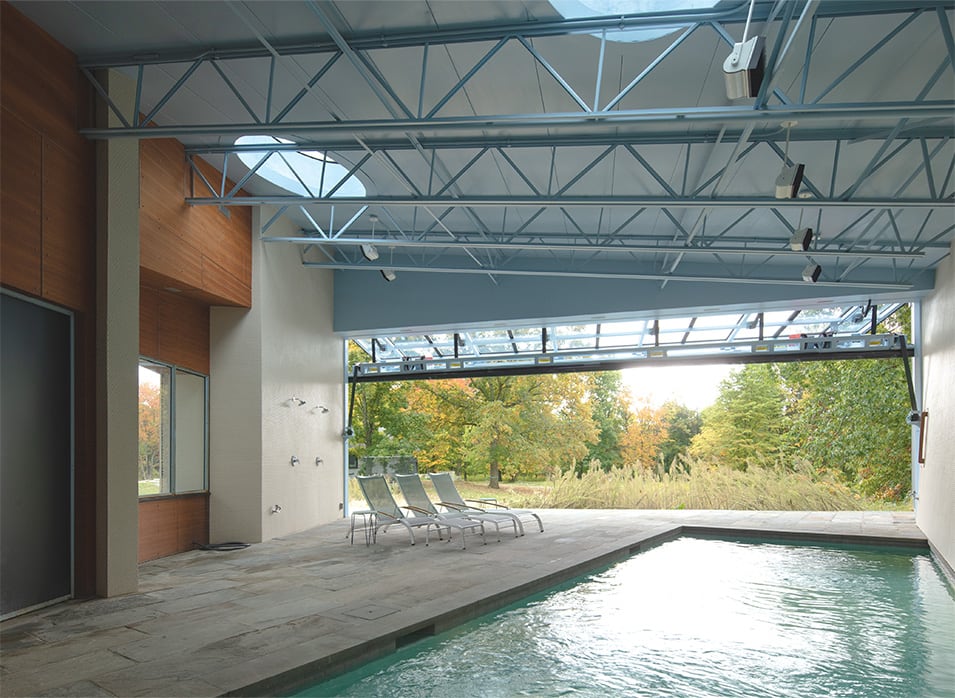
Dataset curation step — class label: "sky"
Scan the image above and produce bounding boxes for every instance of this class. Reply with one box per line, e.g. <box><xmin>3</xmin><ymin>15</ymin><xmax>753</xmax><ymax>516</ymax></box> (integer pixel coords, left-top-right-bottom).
<box><xmin>621</xmin><ymin>363</ymin><xmax>736</xmax><ymax>412</ymax></box>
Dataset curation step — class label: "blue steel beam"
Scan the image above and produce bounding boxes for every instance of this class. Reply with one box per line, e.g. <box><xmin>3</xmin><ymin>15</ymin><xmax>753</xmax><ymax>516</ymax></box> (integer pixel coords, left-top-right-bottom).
<box><xmin>184</xmin><ymin>195</ymin><xmax>950</xmax><ymax>208</ymax></box>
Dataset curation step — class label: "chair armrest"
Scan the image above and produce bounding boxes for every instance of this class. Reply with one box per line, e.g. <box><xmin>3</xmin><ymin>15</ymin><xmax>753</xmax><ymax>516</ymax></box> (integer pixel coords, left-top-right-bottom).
<box><xmin>403</xmin><ymin>504</ymin><xmax>436</xmax><ymax>517</ymax></box>
<box><xmin>436</xmin><ymin>501</ymin><xmax>470</xmax><ymax>511</ymax></box>
<box><xmin>465</xmin><ymin>498</ymin><xmax>507</xmax><ymax>509</ymax></box>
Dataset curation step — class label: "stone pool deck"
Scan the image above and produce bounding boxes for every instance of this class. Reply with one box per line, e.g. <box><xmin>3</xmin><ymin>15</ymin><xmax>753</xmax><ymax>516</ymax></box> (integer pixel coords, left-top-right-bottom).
<box><xmin>0</xmin><ymin>509</ymin><xmax>928</xmax><ymax>697</ymax></box>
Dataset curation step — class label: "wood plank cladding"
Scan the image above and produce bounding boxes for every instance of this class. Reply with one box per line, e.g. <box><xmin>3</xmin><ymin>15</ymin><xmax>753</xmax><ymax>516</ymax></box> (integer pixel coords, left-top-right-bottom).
<box><xmin>1</xmin><ymin>3</ymin><xmax>98</xmax><ymax>598</ymax></box>
<box><xmin>0</xmin><ymin>4</ymin><xmax>95</xmax><ymax>310</ymax></box>
<box><xmin>138</xmin><ymin>494</ymin><xmax>209</xmax><ymax>563</ymax></box>
<box><xmin>140</xmin><ymin>138</ymin><xmax>251</xmax><ymax>308</ymax></box>
<box><xmin>140</xmin><ymin>285</ymin><xmax>210</xmax><ymax>375</ymax></box>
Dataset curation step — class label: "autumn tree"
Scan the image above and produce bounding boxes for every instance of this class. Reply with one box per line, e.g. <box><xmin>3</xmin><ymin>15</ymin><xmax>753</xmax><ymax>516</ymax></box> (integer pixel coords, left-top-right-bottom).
<box><xmin>415</xmin><ymin>374</ymin><xmax>597</xmax><ymax>487</ymax></box>
<box><xmin>620</xmin><ymin>399</ymin><xmax>670</xmax><ymax>468</ymax></box>
<box><xmin>138</xmin><ymin>381</ymin><xmax>162</xmax><ymax>481</ymax></box>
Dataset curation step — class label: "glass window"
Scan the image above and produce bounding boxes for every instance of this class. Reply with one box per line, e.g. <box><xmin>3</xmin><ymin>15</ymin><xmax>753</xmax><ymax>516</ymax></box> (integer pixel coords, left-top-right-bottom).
<box><xmin>138</xmin><ymin>360</ymin><xmax>208</xmax><ymax>497</ymax></box>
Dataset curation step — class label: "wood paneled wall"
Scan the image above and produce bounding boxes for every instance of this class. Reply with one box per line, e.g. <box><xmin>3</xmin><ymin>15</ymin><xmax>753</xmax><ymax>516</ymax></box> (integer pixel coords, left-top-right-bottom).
<box><xmin>1</xmin><ymin>2</ymin><xmax>97</xmax><ymax>597</ymax></box>
<box><xmin>140</xmin><ymin>287</ymin><xmax>211</xmax><ymax>375</ymax></box>
<box><xmin>140</xmin><ymin>138</ymin><xmax>252</xmax><ymax>308</ymax></box>
<box><xmin>138</xmin><ymin>495</ymin><xmax>209</xmax><ymax>563</ymax></box>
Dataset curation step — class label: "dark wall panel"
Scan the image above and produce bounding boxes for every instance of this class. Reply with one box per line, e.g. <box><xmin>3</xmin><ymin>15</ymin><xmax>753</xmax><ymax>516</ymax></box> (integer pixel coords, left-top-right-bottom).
<box><xmin>1</xmin><ymin>293</ymin><xmax>72</xmax><ymax>616</ymax></box>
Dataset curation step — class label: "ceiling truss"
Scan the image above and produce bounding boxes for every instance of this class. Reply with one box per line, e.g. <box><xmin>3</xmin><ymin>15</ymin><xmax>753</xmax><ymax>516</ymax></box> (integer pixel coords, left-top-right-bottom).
<box><xmin>77</xmin><ymin>0</ymin><xmax>955</xmax><ymax>289</ymax></box>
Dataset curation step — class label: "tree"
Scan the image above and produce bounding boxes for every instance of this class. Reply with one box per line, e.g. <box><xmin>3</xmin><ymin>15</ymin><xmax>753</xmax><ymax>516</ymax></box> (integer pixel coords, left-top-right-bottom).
<box><xmin>658</xmin><ymin>401</ymin><xmax>702</xmax><ymax>472</ymax></box>
<box><xmin>690</xmin><ymin>364</ymin><xmax>787</xmax><ymax>470</ymax></box>
<box><xmin>620</xmin><ymin>399</ymin><xmax>669</xmax><ymax>468</ymax></box>
<box><xmin>583</xmin><ymin>371</ymin><xmax>630</xmax><ymax>471</ymax></box>
<box><xmin>138</xmin><ymin>381</ymin><xmax>162</xmax><ymax>480</ymax></box>
<box><xmin>415</xmin><ymin>373</ymin><xmax>597</xmax><ymax>488</ymax></box>
<box><xmin>780</xmin><ymin>358</ymin><xmax>911</xmax><ymax>499</ymax></box>
<box><xmin>347</xmin><ymin>343</ymin><xmax>418</xmax><ymax>459</ymax></box>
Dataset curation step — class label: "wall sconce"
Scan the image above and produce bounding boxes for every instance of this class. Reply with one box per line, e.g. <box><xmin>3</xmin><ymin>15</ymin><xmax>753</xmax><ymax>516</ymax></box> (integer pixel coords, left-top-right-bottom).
<box><xmin>290</xmin><ymin>455</ymin><xmax>300</xmax><ymax>467</ymax></box>
<box><xmin>288</xmin><ymin>397</ymin><xmax>306</xmax><ymax>406</ymax></box>
<box><xmin>315</xmin><ymin>457</ymin><xmax>323</xmax><ymax>466</ymax></box>
<box><xmin>270</xmin><ymin>504</ymin><xmax>282</xmax><ymax>514</ymax></box>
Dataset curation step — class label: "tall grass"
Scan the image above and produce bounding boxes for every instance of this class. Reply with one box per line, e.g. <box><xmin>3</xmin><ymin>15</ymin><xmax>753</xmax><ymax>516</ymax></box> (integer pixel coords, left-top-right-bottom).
<box><xmin>509</xmin><ymin>460</ymin><xmax>865</xmax><ymax>511</ymax></box>
<box><xmin>353</xmin><ymin>458</ymin><xmax>896</xmax><ymax>512</ymax></box>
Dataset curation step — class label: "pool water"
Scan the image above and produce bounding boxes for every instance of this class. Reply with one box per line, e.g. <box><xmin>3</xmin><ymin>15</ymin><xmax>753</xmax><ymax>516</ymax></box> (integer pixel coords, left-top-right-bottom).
<box><xmin>299</xmin><ymin>537</ymin><xmax>955</xmax><ymax>697</ymax></box>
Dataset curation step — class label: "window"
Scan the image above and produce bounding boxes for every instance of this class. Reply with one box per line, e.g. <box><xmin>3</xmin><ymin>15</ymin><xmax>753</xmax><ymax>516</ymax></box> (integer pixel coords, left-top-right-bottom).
<box><xmin>138</xmin><ymin>360</ymin><xmax>208</xmax><ymax>497</ymax></box>
<box><xmin>548</xmin><ymin>0</ymin><xmax>720</xmax><ymax>43</ymax></box>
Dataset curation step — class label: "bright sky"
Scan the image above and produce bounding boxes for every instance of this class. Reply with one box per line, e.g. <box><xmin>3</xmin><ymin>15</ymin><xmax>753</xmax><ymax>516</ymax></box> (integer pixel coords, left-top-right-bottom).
<box><xmin>621</xmin><ymin>363</ymin><xmax>736</xmax><ymax>412</ymax></box>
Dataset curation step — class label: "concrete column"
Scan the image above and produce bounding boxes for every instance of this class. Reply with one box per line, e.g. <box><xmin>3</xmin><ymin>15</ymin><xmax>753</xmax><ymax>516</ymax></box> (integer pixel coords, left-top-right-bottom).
<box><xmin>94</xmin><ymin>70</ymin><xmax>139</xmax><ymax>596</ymax></box>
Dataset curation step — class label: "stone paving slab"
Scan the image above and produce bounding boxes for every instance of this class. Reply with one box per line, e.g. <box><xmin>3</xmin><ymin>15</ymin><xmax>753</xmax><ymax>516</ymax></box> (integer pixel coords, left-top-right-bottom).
<box><xmin>0</xmin><ymin>510</ymin><xmax>929</xmax><ymax>697</ymax></box>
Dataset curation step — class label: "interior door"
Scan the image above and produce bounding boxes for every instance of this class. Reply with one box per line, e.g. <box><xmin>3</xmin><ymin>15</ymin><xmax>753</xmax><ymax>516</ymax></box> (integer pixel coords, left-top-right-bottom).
<box><xmin>1</xmin><ymin>292</ymin><xmax>73</xmax><ymax>617</ymax></box>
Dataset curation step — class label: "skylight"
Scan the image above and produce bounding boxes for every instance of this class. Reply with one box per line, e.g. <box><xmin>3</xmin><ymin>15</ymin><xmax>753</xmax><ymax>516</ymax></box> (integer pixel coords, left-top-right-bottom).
<box><xmin>549</xmin><ymin>0</ymin><xmax>720</xmax><ymax>43</ymax></box>
<box><xmin>234</xmin><ymin>135</ymin><xmax>366</xmax><ymax>197</ymax></box>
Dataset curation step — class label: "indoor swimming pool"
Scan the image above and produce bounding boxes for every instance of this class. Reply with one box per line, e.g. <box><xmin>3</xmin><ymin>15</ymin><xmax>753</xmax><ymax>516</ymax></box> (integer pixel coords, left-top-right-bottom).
<box><xmin>299</xmin><ymin>536</ymin><xmax>955</xmax><ymax>697</ymax></box>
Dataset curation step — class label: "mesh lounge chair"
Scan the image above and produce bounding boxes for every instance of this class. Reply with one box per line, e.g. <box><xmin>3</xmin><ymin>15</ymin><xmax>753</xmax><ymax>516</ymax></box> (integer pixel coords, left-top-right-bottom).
<box><xmin>356</xmin><ymin>475</ymin><xmax>445</xmax><ymax>546</ymax></box>
<box><xmin>390</xmin><ymin>474</ymin><xmax>488</xmax><ymax>549</ymax></box>
<box><xmin>428</xmin><ymin>471</ymin><xmax>544</xmax><ymax>534</ymax></box>
<box><xmin>394</xmin><ymin>473</ymin><xmax>519</xmax><ymax>543</ymax></box>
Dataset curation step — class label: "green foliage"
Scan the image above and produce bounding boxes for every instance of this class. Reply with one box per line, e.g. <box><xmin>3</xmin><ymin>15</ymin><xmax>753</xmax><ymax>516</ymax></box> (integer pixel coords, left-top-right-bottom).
<box><xmin>690</xmin><ymin>364</ymin><xmax>787</xmax><ymax>469</ymax></box>
<box><xmin>780</xmin><ymin>359</ymin><xmax>911</xmax><ymax>500</ymax></box>
<box><xmin>658</xmin><ymin>401</ymin><xmax>702</xmax><ymax>472</ymax></box>
<box><xmin>583</xmin><ymin>371</ymin><xmax>630</xmax><ymax>471</ymax></box>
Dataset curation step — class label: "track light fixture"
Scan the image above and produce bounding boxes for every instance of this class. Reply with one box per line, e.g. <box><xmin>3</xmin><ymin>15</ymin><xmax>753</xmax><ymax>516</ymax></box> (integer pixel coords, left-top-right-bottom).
<box><xmin>790</xmin><ymin>227</ymin><xmax>813</xmax><ymax>252</ymax></box>
<box><xmin>802</xmin><ymin>263</ymin><xmax>822</xmax><ymax>283</ymax></box>
<box><xmin>380</xmin><ymin>269</ymin><xmax>397</xmax><ymax>282</ymax></box>
<box><xmin>722</xmin><ymin>0</ymin><xmax>764</xmax><ymax>99</ymax></box>
<box><xmin>775</xmin><ymin>121</ymin><xmax>805</xmax><ymax>199</ymax></box>
<box><xmin>362</xmin><ymin>214</ymin><xmax>380</xmax><ymax>261</ymax></box>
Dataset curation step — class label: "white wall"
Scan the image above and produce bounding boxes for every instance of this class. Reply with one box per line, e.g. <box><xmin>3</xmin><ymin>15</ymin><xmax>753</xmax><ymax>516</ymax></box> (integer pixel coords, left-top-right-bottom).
<box><xmin>210</xmin><ymin>208</ymin><xmax>344</xmax><ymax>543</ymax></box>
<box><xmin>916</xmin><ymin>240</ymin><xmax>955</xmax><ymax>573</ymax></box>
<box><xmin>95</xmin><ymin>70</ymin><xmax>139</xmax><ymax>596</ymax></box>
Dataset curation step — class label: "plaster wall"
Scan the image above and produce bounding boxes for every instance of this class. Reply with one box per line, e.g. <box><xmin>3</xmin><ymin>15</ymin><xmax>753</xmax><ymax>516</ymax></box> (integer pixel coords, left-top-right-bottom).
<box><xmin>259</xmin><ymin>215</ymin><xmax>345</xmax><ymax>540</ymax></box>
<box><xmin>210</xmin><ymin>209</ymin><xmax>343</xmax><ymax>543</ymax></box>
<box><xmin>916</xmin><ymin>240</ymin><xmax>955</xmax><ymax>573</ymax></box>
<box><xmin>94</xmin><ymin>71</ymin><xmax>139</xmax><ymax>596</ymax></box>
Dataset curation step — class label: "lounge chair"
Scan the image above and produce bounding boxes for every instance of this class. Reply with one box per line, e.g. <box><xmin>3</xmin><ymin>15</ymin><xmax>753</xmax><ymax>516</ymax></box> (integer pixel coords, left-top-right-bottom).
<box><xmin>393</xmin><ymin>473</ymin><xmax>520</xmax><ymax>542</ymax></box>
<box><xmin>390</xmin><ymin>474</ymin><xmax>489</xmax><ymax>549</ymax></box>
<box><xmin>356</xmin><ymin>475</ymin><xmax>445</xmax><ymax>546</ymax></box>
<box><xmin>428</xmin><ymin>471</ymin><xmax>544</xmax><ymax>534</ymax></box>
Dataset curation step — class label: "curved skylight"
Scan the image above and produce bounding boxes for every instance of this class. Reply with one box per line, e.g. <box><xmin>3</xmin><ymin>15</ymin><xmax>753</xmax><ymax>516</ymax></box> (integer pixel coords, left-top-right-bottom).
<box><xmin>234</xmin><ymin>135</ymin><xmax>366</xmax><ymax>197</ymax></box>
<box><xmin>549</xmin><ymin>0</ymin><xmax>720</xmax><ymax>43</ymax></box>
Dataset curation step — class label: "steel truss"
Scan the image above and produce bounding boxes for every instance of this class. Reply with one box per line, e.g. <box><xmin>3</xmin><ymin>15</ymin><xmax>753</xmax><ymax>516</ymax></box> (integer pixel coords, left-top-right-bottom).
<box><xmin>78</xmin><ymin>0</ymin><xmax>955</xmax><ymax>288</ymax></box>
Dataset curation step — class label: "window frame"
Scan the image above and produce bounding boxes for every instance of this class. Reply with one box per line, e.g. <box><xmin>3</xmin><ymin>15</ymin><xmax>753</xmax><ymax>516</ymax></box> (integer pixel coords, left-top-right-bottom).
<box><xmin>138</xmin><ymin>357</ymin><xmax>209</xmax><ymax>498</ymax></box>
